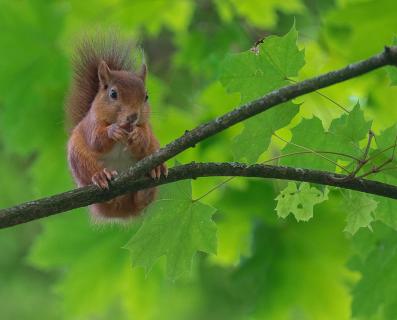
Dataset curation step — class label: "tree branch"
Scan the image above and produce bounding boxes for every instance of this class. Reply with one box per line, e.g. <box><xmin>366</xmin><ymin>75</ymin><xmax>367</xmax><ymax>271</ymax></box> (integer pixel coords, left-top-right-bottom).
<box><xmin>1</xmin><ymin>46</ymin><xmax>397</xmax><ymax>229</ymax></box>
<box><xmin>2</xmin><ymin>162</ymin><xmax>397</xmax><ymax>229</ymax></box>
<box><xmin>127</xmin><ymin>46</ymin><xmax>397</xmax><ymax>178</ymax></box>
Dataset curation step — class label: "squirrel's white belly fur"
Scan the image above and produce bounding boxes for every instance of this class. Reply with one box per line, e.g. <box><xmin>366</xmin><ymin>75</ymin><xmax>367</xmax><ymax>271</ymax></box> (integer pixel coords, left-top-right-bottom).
<box><xmin>100</xmin><ymin>142</ymin><xmax>136</xmax><ymax>172</ymax></box>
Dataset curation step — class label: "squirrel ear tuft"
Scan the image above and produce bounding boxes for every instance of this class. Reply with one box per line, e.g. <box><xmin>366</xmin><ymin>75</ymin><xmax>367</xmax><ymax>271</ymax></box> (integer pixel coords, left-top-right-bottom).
<box><xmin>138</xmin><ymin>63</ymin><xmax>147</xmax><ymax>82</ymax></box>
<box><xmin>98</xmin><ymin>60</ymin><xmax>111</xmax><ymax>87</ymax></box>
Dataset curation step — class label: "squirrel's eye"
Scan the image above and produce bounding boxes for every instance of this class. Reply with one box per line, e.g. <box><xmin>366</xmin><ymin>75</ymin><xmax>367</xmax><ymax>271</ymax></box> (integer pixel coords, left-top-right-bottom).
<box><xmin>109</xmin><ymin>88</ymin><xmax>118</xmax><ymax>100</ymax></box>
<box><xmin>145</xmin><ymin>94</ymin><xmax>149</xmax><ymax>102</ymax></box>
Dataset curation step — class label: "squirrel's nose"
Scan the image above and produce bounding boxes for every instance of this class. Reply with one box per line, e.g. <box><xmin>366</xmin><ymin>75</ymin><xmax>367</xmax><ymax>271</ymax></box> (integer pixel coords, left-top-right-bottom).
<box><xmin>127</xmin><ymin>113</ymin><xmax>138</xmax><ymax>124</ymax></box>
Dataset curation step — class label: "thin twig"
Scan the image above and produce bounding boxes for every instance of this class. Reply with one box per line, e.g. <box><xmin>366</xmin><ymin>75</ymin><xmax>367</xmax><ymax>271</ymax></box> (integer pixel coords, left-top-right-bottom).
<box><xmin>357</xmin><ymin>132</ymin><xmax>397</xmax><ymax>179</ymax></box>
<box><xmin>351</xmin><ymin>130</ymin><xmax>375</xmax><ymax>176</ymax></box>
<box><xmin>193</xmin><ymin>177</ymin><xmax>234</xmax><ymax>202</ymax></box>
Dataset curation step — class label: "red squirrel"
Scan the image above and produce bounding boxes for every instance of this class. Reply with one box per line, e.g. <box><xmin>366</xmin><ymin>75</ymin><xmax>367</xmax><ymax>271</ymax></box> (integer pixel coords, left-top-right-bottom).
<box><xmin>66</xmin><ymin>37</ymin><xmax>167</xmax><ymax>219</ymax></box>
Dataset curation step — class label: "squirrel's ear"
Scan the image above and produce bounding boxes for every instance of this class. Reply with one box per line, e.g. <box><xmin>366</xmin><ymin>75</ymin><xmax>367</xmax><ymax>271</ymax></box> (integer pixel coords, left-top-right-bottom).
<box><xmin>98</xmin><ymin>60</ymin><xmax>111</xmax><ymax>88</ymax></box>
<box><xmin>138</xmin><ymin>63</ymin><xmax>147</xmax><ymax>82</ymax></box>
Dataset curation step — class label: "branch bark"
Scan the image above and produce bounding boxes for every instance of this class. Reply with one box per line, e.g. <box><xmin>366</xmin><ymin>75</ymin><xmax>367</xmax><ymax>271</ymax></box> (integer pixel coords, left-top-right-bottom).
<box><xmin>1</xmin><ymin>46</ymin><xmax>397</xmax><ymax>229</ymax></box>
<box><xmin>2</xmin><ymin>162</ymin><xmax>397</xmax><ymax>229</ymax></box>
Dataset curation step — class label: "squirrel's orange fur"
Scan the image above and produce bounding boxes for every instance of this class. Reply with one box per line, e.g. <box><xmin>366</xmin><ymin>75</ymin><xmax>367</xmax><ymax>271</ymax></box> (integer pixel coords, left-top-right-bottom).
<box><xmin>66</xmin><ymin>36</ymin><xmax>167</xmax><ymax>220</ymax></box>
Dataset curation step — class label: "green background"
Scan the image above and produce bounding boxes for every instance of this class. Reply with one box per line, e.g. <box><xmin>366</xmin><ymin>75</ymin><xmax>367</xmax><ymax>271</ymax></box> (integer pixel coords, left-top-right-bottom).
<box><xmin>1</xmin><ymin>0</ymin><xmax>397</xmax><ymax>319</ymax></box>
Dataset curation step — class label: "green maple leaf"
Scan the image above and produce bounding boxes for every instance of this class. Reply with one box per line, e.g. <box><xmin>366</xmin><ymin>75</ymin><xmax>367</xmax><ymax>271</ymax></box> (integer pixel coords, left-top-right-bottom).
<box><xmin>220</xmin><ymin>25</ymin><xmax>303</xmax><ymax>162</ymax></box>
<box><xmin>281</xmin><ymin>104</ymin><xmax>371</xmax><ymax>171</ymax></box>
<box><xmin>260</xmin><ymin>24</ymin><xmax>305</xmax><ymax>77</ymax></box>
<box><xmin>275</xmin><ymin>182</ymin><xmax>329</xmax><ymax>221</ymax></box>
<box><xmin>327</xmin><ymin>103</ymin><xmax>372</xmax><ymax>156</ymax></box>
<box><xmin>343</xmin><ymin>191</ymin><xmax>377</xmax><ymax>235</ymax></box>
<box><xmin>219</xmin><ymin>25</ymin><xmax>304</xmax><ymax>104</ymax></box>
<box><xmin>125</xmin><ymin>179</ymin><xmax>217</xmax><ymax>279</ymax></box>
<box><xmin>374</xmin><ymin>124</ymin><xmax>397</xmax><ymax>150</ymax></box>
<box><xmin>233</xmin><ymin>102</ymin><xmax>299</xmax><ymax>162</ymax></box>
<box><xmin>219</xmin><ymin>51</ymin><xmax>281</xmax><ymax>104</ymax></box>
<box><xmin>280</xmin><ymin>117</ymin><xmax>334</xmax><ymax>171</ymax></box>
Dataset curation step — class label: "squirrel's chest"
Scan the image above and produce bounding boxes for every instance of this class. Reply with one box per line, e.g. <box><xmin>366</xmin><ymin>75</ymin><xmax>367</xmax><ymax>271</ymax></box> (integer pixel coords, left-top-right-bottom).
<box><xmin>100</xmin><ymin>143</ymin><xmax>137</xmax><ymax>172</ymax></box>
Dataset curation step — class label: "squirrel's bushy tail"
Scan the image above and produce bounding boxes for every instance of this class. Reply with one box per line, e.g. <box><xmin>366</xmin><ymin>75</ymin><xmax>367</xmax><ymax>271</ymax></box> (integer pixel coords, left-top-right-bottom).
<box><xmin>66</xmin><ymin>34</ymin><xmax>134</xmax><ymax>129</ymax></box>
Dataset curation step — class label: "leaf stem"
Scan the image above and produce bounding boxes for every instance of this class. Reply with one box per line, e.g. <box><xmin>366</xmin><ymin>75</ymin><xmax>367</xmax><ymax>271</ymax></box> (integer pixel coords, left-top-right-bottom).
<box><xmin>287</xmin><ymin>77</ymin><xmax>350</xmax><ymax>113</ymax></box>
<box><xmin>272</xmin><ymin>132</ymin><xmax>351</xmax><ymax>174</ymax></box>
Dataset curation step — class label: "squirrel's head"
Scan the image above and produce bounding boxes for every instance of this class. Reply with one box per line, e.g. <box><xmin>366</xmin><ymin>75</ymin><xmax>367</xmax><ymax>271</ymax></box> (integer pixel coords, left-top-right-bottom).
<box><xmin>93</xmin><ymin>60</ymin><xmax>149</xmax><ymax>127</ymax></box>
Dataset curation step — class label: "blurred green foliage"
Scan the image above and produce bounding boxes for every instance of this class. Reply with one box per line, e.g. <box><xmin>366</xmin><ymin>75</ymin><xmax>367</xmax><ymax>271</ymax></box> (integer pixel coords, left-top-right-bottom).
<box><xmin>1</xmin><ymin>0</ymin><xmax>397</xmax><ymax>319</ymax></box>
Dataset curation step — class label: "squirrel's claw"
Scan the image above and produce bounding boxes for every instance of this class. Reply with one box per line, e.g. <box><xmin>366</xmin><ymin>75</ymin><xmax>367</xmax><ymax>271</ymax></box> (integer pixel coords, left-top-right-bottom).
<box><xmin>150</xmin><ymin>168</ymin><xmax>157</xmax><ymax>179</ymax></box>
<box><xmin>92</xmin><ymin>168</ymin><xmax>118</xmax><ymax>189</ymax></box>
<box><xmin>150</xmin><ymin>163</ymin><xmax>168</xmax><ymax>180</ymax></box>
<box><xmin>92</xmin><ymin>171</ymin><xmax>109</xmax><ymax>189</ymax></box>
<box><xmin>103</xmin><ymin>168</ymin><xmax>118</xmax><ymax>180</ymax></box>
<box><xmin>161</xmin><ymin>163</ymin><xmax>168</xmax><ymax>177</ymax></box>
<box><xmin>155</xmin><ymin>166</ymin><xmax>161</xmax><ymax>179</ymax></box>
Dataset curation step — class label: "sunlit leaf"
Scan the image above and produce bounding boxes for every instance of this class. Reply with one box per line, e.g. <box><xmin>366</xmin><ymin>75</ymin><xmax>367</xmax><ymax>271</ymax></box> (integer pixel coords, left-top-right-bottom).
<box><xmin>343</xmin><ymin>191</ymin><xmax>377</xmax><ymax>235</ymax></box>
<box><xmin>275</xmin><ymin>182</ymin><xmax>329</xmax><ymax>221</ymax></box>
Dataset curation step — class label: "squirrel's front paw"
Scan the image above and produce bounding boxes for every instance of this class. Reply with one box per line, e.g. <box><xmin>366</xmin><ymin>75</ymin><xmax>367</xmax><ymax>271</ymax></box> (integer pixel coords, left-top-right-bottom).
<box><xmin>92</xmin><ymin>168</ymin><xmax>118</xmax><ymax>189</ymax></box>
<box><xmin>150</xmin><ymin>163</ymin><xmax>168</xmax><ymax>180</ymax></box>
<box><xmin>107</xmin><ymin>124</ymin><xmax>128</xmax><ymax>142</ymax></box>
<box><xmin>127</xmin><ymin>126</ymin><xmax>149</xmax><ymax>148</ymax></box>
